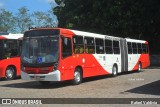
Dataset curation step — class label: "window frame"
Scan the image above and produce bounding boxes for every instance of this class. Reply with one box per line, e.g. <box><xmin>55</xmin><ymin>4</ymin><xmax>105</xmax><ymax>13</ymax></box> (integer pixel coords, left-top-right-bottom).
<box><xmin>127</xmin><ymin>42</ymin><xmax>133</xmax><ymax>54</ymax></box>
<box><xmin>84</xmin><ymin>37</ymin><xmax>95</xmax><ymax>54</ymax></box>
<box><xmin>73</xmin><ymin>35</ymin><xmax>84</xmax><ymax>54</ymax></box>
<box><xmin>113</xmin><ymin>40</ymin><xmax>120</xmax><ymax>54</ymax></box>
<box><xmin>3</xmin><ymin>39</ymin><xmax>20</xmax><ymax>58</ymax></box>
<box><xmin>132</xmin><ymin>42</ymin><xmax>138</xmax><ymax>54</ymax></box>
<box><xmin>105</xmin><ymin>39</ymin><xmax>113</xmax><ymax>54</ymax></box>
<box><xmin>95</xmin><ymin>38</ymin><xmax>104</xmax><ymax>54</ymax></box>
<box><xmin>61</xmin><ymin>36</ymin><xmax>72</xmax><ymax>58</ymax></box>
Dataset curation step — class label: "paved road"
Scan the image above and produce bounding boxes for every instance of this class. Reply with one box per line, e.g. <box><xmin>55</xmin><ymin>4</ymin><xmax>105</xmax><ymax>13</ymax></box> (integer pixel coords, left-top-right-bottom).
<box><xmin>0</xmin><ymin>69</ymin><xmax>160</xmax><ymax>106</ymax></box>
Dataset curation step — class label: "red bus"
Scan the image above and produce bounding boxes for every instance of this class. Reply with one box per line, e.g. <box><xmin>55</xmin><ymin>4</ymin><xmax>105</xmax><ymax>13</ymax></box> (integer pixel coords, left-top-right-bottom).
<box><xmin>0</xmin><ymin>33</ymin><xmax>23</xmax><ymax>80</ymax></box>
<box><xmin>21</xmin><ymin>28</ymin><xmax>150</xmax><ymax>85</ymax></box>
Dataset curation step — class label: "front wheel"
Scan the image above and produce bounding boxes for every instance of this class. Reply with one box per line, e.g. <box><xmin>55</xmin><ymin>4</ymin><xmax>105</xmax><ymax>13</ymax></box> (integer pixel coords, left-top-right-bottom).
<box><xmin>72</xmin><ymin>68</ymin><xmax>82</xmax><ymax>85</ymax></box>
<box><xmin>5</xmin><ymin>67</ymin><xmax>16</xmax><ymax>80</ymax></box>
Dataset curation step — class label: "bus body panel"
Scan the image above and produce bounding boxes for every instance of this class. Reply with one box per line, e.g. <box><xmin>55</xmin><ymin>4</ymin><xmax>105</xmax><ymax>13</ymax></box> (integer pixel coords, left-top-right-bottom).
<box><xmin>21</xmin><ymin>28</ymin><xmax>150</xmax><ymax>82</ymax></box>
<box><xmin>0</xmin><ymin>57</ymin><xmax>21</xmax><ymax>78</ymax></box>
<box><xmin>126</xmin><ymin>38</ymin><xmax>150</xmax><ymax>71</ymax></box>
<box><xmin>21</xmin><ymin>70</ymin><xmax>61</xmax><ymax>81</ymax></box>
<box><xmin>0</xmin><ymin>33</ymin><xmax>23</xmax><ymax>79</ymax></box>
<box><xmin>132</xmin><ymin>53</ymin><xmax>150</xmax><ymax>71</ymax></box>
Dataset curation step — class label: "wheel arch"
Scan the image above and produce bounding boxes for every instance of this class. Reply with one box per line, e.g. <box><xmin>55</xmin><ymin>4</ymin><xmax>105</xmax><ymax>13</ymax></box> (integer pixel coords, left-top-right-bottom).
<box><xmin>113</xmin><ymin>63</ymin><xmax>118</xmax><ymax>72</ymax></box>
<box><xmin>6</xmin><ymin>65</ymin><xmax>17</xmax><ymax>75</ymax></box>
<box><xmin>139</xmin><ymin>61</ymin><xmax>142</xmax><ymax>67</ymax></box>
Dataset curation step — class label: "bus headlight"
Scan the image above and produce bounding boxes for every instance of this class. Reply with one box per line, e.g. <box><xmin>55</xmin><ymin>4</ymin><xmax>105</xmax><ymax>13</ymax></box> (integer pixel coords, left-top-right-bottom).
<box><xmin>53</xmin><ymin>63</ymin><xmax>58</xmax><ymax>71</ymax></box>
<box><xmin>21</xmin><ymin>65</ymin><xmax>26</xmax><ymax>71</ymax></box>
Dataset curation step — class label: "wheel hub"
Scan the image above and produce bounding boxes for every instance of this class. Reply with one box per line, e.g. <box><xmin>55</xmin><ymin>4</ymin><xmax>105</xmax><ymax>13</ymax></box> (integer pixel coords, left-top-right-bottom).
<box><xmin>74</xmin><ymin>72</ymin><xmax>80</xmax><ymax>82</ymax></box>
<box><xmin>6</xmin><ymin>69</ymin><xmax>14</xmax><ymax>78</ymax></box>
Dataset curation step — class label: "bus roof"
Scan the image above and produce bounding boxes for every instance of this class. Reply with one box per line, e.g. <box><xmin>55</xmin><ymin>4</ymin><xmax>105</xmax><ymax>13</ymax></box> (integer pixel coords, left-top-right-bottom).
<box><xmin>26</xmin><ymin>28</ymin><xmax>147</xmax><ymax>43</ymax></box>
<box><xmin>70</xmin><ymin>29</ymin><xmax>121</xmax><ymax>40</ymax></box>
<box><xmin>0</xmin><ymin>33</ymin><xmax>23</xmax><ymax>39</ymax></box>
<box><xmin>70</xmin><ymin>29</ymin><xmax>147</xmax><ymax>43</ymax></box>
<box><xmin>125</xmin><ymin>38</ymin><xmax>147</xmax><ymax>43</ymax></box>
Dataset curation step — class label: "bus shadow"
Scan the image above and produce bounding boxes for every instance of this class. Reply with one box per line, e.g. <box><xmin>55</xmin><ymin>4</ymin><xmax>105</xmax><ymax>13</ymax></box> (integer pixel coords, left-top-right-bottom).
<box><xmin>0</xmin><ymin>81</ymin><xmax>73</xmax><ymax>89</ymax></box>
<box><xmin>0</xmin><ymin>71</ymin><xmax>141</xmax><ymax>89</ymax></box>
<box><xmin>1</xmin><ymin>75</ymin><xmax>113</xmax><ymax>89</ymax></box>
<box><xmin>83</xmin><ymin>75</ymin><xmax>112</xmax><ymax>83</ymax></box>
<box><xmin>0</xmin><ymin>77</ymin><xmax>21</xmax><ymax>81</ymax></box>
<box><xmin>83</xmin><ymin>70</ymin><xmax>141</xmax><ymax>83</ymax></box>
<box><xmin>124</xmin><ymin>80</ymin><xmax>160</xmax><ymax>96</ymax></box>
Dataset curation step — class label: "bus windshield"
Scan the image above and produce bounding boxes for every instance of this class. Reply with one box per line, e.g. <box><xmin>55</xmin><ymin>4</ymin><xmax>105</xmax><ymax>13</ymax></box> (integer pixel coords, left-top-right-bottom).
<box><xmin>21</xmin><ymin>36</ymin><xmax>59</xmax><ymax>66</ymax></box>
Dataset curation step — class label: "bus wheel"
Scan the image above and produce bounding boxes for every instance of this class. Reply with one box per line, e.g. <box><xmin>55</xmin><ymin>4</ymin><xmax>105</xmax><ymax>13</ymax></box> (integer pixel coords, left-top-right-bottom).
<box><xmin>112</xmin><ymin>65</ymin><xmax>118</xmax><ymax>77</ymax></box>
<box><xmin>39</xmin><ymin>81</ymin><xmax>51</xmax><ymax>85</ymax></box>
<box><xmin>72</xmin><ymin>68</ymin><xmax>82</xmax><ymax>85</ymax></box>
<box><xmin>138</xmin><ymin>63</ymin><xmax>142</xmax><ymax>72</ymax></box>
<box><xmin>5</xmin><ymin>67</ymin><xmax>16</xmax><ymax>80</ymax></box>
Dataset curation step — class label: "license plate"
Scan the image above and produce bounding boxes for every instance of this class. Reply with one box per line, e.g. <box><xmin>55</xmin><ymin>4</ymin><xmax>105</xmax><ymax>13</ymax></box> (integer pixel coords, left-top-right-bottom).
<box><xmin>32</xmin><ymin>76</ymin><xmax>41</xmax><ymax>80</ymax></box>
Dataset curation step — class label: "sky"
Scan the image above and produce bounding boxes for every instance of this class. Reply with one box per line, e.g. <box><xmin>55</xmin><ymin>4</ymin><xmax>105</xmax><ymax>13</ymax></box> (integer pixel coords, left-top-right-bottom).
<box><xmin>0</xmin><ymin>0</ymin><xmax>57</xmax><ymax>14</ymax></box>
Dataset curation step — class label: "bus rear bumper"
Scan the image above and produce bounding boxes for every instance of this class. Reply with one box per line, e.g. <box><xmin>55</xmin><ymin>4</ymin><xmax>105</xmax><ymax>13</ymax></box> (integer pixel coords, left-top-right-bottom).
<box><xmin>21</xmin><ymin>70</ymin><xmax>61</xmax><ymax>81</ymax></box>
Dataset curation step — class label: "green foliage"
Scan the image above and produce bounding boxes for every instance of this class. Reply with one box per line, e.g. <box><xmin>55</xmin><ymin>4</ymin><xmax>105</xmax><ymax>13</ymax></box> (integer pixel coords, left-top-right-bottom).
<box><xmin>0</xmin><ymin>9</ymin><xmax>16</xmax><ymax>32</ymax></box>
<box><xmin>0</xmin><ymin>7</ymin><xmax>57</xmax><ymax>33</ymax></box>
<box><xmin>54</xmin><ymin>0</ymin><xmax>160</xmax><ymax>54</ymax></box>
<box><xmin>15</xmin><ymin>7</ymin><xmax>33</xmax><ymax>33</ymax></box>
<box><xmin>33</xmin><ymin>10</ymin><xmax>58</xmax><ymax>27</ymax></box>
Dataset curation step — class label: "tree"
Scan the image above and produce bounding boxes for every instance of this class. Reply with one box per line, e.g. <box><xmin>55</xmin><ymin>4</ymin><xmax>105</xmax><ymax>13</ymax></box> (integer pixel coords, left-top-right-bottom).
<box><xmin>0</xmin><ymin>9</ymin><xmax>16</xmax><ymax>32</ymax></box>
<box><xmin>15</xmin><ymin>7</ymin><xmax>33</xmax><ymax>33</ymax></box>
<box><xmin>54</xmin><ymin>0</ymin><xmax>160</xmax><ymax>54</ymax></box>
<box><xmin>32</xmin><ymin>10</ymin><xmax>58</xmax><ymax>27</ymax></box>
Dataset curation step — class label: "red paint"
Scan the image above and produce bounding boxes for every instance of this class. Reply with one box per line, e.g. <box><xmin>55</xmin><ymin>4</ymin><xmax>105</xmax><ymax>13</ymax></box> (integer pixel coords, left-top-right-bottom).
<box><xmin>24</xmin><ymin>66</ymin><xmax>54</xmax><ymax>74</ymax></box>
<box><xmin>0</xmin><ymin>37</ymin><xmax>7</xmax><ymax>39</ymax></box>
<box><xmin>132</xmin><ymin>53</ymin><xmax>150</xmax><ymax>71</ymax></box>
<box><xmin>132</xmin><ymin>41</ymin><xmax>150</xmax><ymax>71</ymax></box>
<box><xmin>0</xmin><ymin>57</ymin><xmax>21</xmax><ymax>78</ymax></box>
<box><xmin>0</xmin><ymin>34</ymin><xmax>23</xmax><ymax>79</ymax></box>
<box><xmin>58</xmin><ymin>54</ymin><xmax>110</xmax><ymax>81</ymax></box>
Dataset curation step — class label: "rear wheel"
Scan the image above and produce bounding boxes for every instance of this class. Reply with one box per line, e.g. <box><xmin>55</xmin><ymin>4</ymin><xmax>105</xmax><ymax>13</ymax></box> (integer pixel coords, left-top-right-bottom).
<box><xmin>138</xmin><ymin>63</ymin><xmax>142</xmax><ymax>72</ymax></box>
<box><xmin>112</xmin><ymin>65</ymin><xmax>118</xmax><ymax>77</ymax></box>
<box><xmin>5</xmin><ymin>67</ymin><xmax>16</xmax><ymax>80</ymax></box>
<box><xmin>72</xmin><ymin>68</ymin><xmax>82</xmax><ymax>85</ymax></box>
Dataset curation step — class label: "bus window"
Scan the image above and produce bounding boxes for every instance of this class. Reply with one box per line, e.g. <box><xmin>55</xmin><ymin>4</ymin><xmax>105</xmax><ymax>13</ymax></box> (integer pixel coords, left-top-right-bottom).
<box><xmin>73</xmin><ymin>36</ymin><xmax>84</xmax><ymax>54</ymax></box>
<box><xmin>137</xmin><ymin>43</ymin><xmax>142</xmax><ymax>54</ymax></box>
<box><xmin>142</xmin><ymin>44</ymin><xmax>148</xmax><ymax>54</ymax></box>
<box><xmin>127</xmin><ymin>42</ymin><xmax>132</xmax><ymax>54</ymax></box>
<box><xmin>4</xmin><ymin>40</ymin><xmax>19</xmax><ymax>58</ymax></box>
<box><xmin>95</xmin><ymin>38</ymin><xmax>104</xmax><ymax>54</ymax></box>
<box><xmin>132</xmin><ymin>43</ymin><xmax>137</xmax><ymax>54</ymax></box>
<box><xmin>84</xmin><ymin>37</ymin><xmax>95</xmax><ymax>54</ymax></box>
<box><xmin>62</xmin><ymin>37</ymin><xmax>72</xmax><ymax>58</ymax></box>
<box><xmin>105</xmin><ymin>39</ymin><xmax>113</xmax><ymax>54</ymax></box>
<box><xmin>113</xmin><ymin>41</ymin><xmax>120</xmax><ymax>54</ymax></box>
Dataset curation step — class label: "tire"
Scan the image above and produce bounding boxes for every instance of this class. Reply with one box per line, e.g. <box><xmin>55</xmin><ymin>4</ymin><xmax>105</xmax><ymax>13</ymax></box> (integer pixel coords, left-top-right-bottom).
<box><xmin>72</xmin><ymin>68</ymin><xmax>82</xmax><ymax>85</ymax></box>
<box><xmin>138</xmin><ymin>63</ymin><xmax>142</xmax><ymax>72</ymax></box>
<box><xmin>5</xmin><ymin>67</ymin><xmax>16</xmax><ymax>80</ymax></box>
<box><xmin>112</xmin><ymin>65</ymin><xmax>118</xmax><ymax>77</ymax></box>
<box><xmin>39</xmin><ymin>81</ymin><xmax>51</xmax><ymax>85</ymax></box>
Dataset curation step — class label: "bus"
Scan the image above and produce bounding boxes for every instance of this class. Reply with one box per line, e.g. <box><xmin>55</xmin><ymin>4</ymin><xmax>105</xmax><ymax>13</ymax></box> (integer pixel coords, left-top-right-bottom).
<box><xmin>0</xmin><ymin>33</ymin><xmax>23</xmax><ymax>80</ymax></box>
<box><xmin>21</xmin><ymin>28</ymin><xmax>150</xmax><ymax>85</ymax></box>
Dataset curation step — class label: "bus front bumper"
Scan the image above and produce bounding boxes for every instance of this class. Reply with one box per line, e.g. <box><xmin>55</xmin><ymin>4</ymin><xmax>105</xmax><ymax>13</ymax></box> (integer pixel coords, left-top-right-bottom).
<box><xmin>21</xmin><ymin>70</ymin><xmax>61</xmax><ymax>81</ymax></box>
